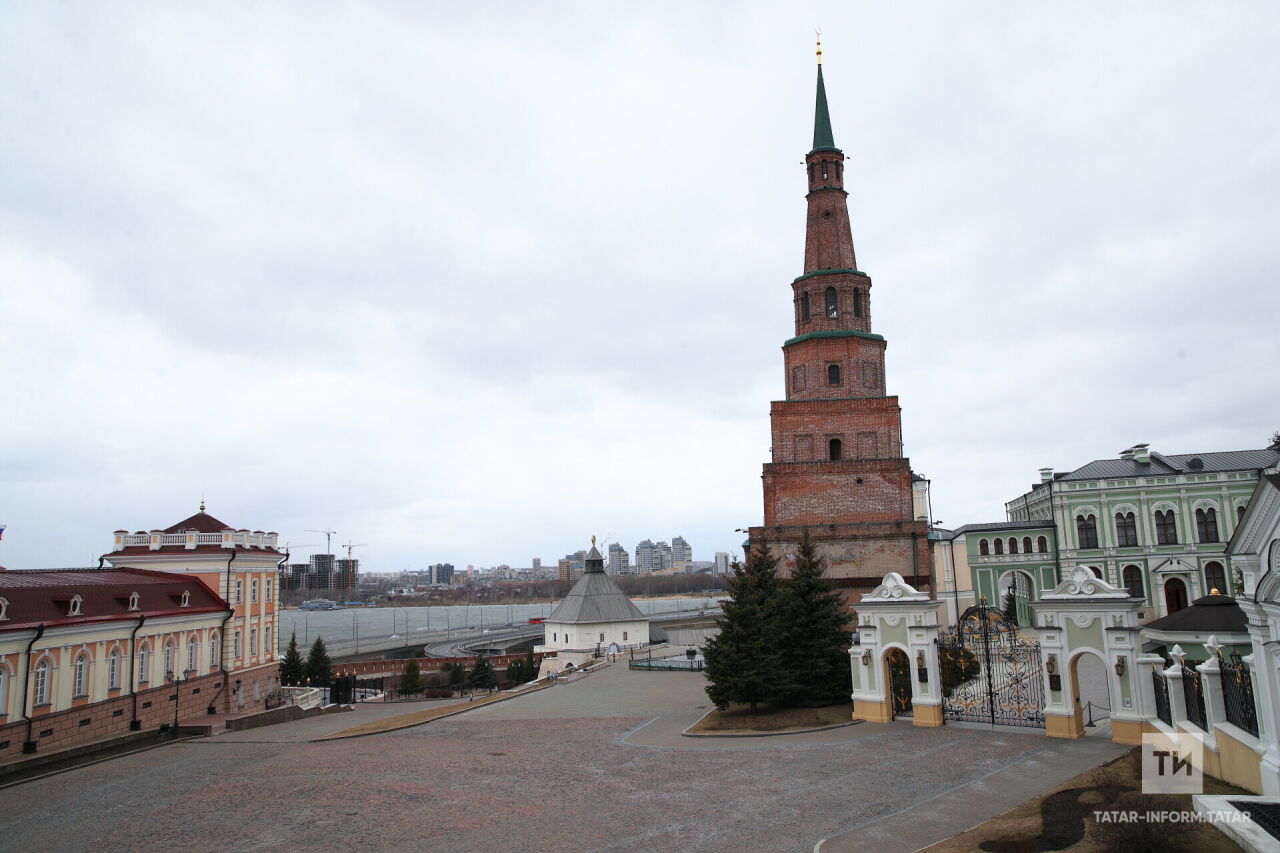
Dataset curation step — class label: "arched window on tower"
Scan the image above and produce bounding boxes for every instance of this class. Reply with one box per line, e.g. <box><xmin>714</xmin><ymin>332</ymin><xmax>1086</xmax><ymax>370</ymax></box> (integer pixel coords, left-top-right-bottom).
<box><xmin>824</xmin><ymin>287</ymin><xmax>838</xmax><ymax>318</ymax></box>
<box><xmin>1022</xmin><ymin>537</ymin><xmax>1033</xmax><ymax>553</ymax></box>
<box><xmin>800</xmin><ymin>292</ymin><xmax>810</xmax><ymax>323</ymax></box>
<box><xmin>1008</xmin><ymin>538</ymin><xmax>1018</xmax><ymax>554</ymax></box>
<box><xmin>828</xmin><ymin>438</ymin><xmax>842</xmax><ymax>461</ymax></box>
<box><xmin>994</xmin><ymin>539</ymin><xmax>1004</xmax><ymax>555</ymax></box>
<box><xmin>852</xmin><ymin>288</ymin><xmax>862</xmax><ymax>317</ymax></box>
<box><xmin>1238</xmin><ymin>504</ymin><xmax>1246</xmax><ymax>522</ymax></box>
<box><xmin>827</xmin><ymin>364</ymin><xmax>841</xmax><ymax>386</ymax></box>
<box><xmin>1037</xmin><ymin>535</ymin><xmax>1049</xmax><ymax>553</ymax></box>
<box><xmin>1155</xmin><ymin>509</ymin><xmax>1178</xmax><ymax>545</ymax></box>
<box><xmin>979</xmin><ymin>539</ymin><xmax>989</xmax><ymax>556</ymax></box>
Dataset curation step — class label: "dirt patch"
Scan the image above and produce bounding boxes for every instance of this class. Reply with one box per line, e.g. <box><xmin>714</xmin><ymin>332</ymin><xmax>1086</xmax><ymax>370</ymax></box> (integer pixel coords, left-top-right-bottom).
<box><xmin>920</xmin><ymin>748</ymin><xmax>1247</xmax><ymax>853</ymax></box>
<box><xmin>688</xmin><ymin>703</ymin><xmax>851</xmax><ymax>733</ymax></box>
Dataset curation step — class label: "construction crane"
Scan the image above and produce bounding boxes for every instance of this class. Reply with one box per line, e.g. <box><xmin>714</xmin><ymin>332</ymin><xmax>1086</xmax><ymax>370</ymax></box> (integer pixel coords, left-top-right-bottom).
<box><xmin>306</xmin><ymin>529</ymin><xmax>337</xmax><ymax>554</ymax></box>
<box><xmin>342</xmin><ymin>540</ymin><xmax>368</xmax><ymax>560</ymax></box>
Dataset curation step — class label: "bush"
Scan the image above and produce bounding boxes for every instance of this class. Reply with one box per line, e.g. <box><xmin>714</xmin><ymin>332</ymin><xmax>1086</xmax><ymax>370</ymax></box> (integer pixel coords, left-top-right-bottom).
<box><xmin>424</xmin><ymin>688</ymin><xmax>453</xmax><ymax>699</ymax></box>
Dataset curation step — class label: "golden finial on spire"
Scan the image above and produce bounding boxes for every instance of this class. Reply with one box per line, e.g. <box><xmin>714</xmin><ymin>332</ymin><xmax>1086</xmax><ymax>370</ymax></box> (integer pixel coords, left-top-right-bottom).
<box><xmin>591</xmin><ymin>534</ymin><xmax>597</xmax><ymax>548</ymax></box>
<box><xmin>816</xmin><ymin>27</ymin><xmax>822</xmax><ymax>65</ymax></box>
<box><xmin>199</xmin><ymin>495</ymin><xmax>206</xmax><ymax>512</ymax></box>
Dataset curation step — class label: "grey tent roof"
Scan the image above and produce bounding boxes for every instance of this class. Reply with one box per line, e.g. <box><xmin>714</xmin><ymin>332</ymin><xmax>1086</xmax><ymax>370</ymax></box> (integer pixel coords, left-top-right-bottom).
<box><xmin>548</xmin><ymin>568</ymin><xmax>646</xmax><ymax>624</ymax></box>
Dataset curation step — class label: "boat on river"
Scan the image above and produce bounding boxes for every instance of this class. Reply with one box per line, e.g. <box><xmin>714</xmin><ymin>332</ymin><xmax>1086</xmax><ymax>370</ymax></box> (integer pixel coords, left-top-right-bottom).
<box><xmin>298</xmin><ymin>598</ymin><xmax>342</xmax><ymax>611</ymax></box>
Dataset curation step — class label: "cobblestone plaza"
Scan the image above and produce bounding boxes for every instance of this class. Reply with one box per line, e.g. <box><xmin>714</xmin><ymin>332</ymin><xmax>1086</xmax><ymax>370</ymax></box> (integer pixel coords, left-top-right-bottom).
<box><xmin>0</xmin><ymin>662</ymin><xmax>1124</xmax><ymax>852</ymax></box>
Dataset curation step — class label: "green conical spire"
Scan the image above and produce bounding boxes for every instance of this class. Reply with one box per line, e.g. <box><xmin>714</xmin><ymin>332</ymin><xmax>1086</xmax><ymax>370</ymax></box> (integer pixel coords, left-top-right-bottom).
<box><xmin>812</xmin><ymin>65</ymin><xmax>836</xmax><ymax>151</ymax></box>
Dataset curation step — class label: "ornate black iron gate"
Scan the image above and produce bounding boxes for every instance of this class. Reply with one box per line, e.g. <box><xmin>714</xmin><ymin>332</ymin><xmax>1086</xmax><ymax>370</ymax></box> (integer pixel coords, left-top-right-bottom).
<box><xmin>887</xmin><ymin>648</ymin><xmax>913</xmax><ymax>718</ymax></box>
<box><xmin>937</xmin><ymin>600</ymin><xmax>1045</xmax><ymax>729</ymax></box>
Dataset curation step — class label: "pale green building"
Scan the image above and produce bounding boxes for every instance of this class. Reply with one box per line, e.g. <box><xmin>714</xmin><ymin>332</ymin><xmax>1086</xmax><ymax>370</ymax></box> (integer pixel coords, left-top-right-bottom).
<box><xmin>967</xmin><ymin>442</ymin><xmax>1280</xmax><ymax>623</ymax></box>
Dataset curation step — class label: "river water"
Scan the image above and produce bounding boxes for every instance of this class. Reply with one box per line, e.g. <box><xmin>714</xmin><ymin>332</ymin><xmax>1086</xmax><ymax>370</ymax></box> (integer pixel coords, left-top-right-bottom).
<box><xmin>277</xmin><ymin>597</ymin><xmax>723</xmax><ymax>656</ymax></box>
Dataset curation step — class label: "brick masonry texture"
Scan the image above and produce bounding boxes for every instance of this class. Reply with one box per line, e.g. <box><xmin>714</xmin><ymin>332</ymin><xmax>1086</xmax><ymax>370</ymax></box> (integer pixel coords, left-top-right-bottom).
<box><xmin>0</xmin><ymin>664</ymin><xmax>1053</xmax><ymax>853</ymax></box>
<box><xmin>0</xmin><ymin>664</ymin><xmax>276</xmax><ymax>765</ymax></box>
<box><xmin>782</xmin><ymin>335</ymin><xmax>885</xmax><ymax>401</ymax></box>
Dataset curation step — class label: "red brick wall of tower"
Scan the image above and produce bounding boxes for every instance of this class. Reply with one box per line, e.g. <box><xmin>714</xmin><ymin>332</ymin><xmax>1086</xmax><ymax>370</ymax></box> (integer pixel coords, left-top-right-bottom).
<box><xmin>751</xmin><ymin>65</ymin><xmax>932</xmax><ymax>603</ymax></box>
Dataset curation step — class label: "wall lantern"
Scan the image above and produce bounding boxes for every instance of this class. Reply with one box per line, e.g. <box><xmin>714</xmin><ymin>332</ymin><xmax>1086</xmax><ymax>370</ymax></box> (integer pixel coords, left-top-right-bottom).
<box><xmin>1114</xmin><ymin>656</ymin><xmax>1127</xmax><ymax>678</ymax></box>
<box><xmin>1045</xmin><ymin>655</ymin><xmax>1057</xmax><ymax>675</ymax></box>
<box><xmin>861</xmin><ymin>650</ymin><xmax>872</xmax><ymax>667</ymax></box>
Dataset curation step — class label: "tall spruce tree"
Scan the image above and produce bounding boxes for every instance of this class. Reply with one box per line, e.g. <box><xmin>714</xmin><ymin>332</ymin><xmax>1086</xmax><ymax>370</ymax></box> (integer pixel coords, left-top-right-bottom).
<box><xmin>703</xmin><ymin>543</ymin><xmax>783</xmax><ymax>713</ymax></box>
<box><xmin>279</xmin><ymin>633</ymin><xmax>305</xmax><ymax>685</ymax></box>
<box><xmin>773</xmin><ymin>533</ymin><xmax>852</xmax><ymax>707</ymax></box>
<box><xmin>304</xmin><ymin>636</ymin><xmax>332</xmax><ymax>684</ymax></box>
<box><xmin>469</xmin><ymin>653</ymin><xmax>497</xmax><ymax>689</ymax></box>
<box><xmin>399</xmin><ymin>657</ymin><xmax>424</xmax><ymax>692</ymax></box>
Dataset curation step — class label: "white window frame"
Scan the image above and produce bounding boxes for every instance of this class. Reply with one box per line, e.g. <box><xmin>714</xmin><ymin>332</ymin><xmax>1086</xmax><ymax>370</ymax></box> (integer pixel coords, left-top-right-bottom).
<box><xmin>233</xmin><ymin>630</ymin><xmax>242</xmax><ymax>660</ymax></box>
<box><xmin>250</xmin><ymin>627</ymin><xmax>258</xmax><ymax>657</ymax></box>
<box><xmin>138</xmin><ymin>646</ymin><xmax>150</xmax><ymax>684</ymax></box>
<box><xmin>108</xmin><ymin>649</ymin><xmax>121</xmax><ymax>689</ymax></box>
<box><xmin>265</xmin><ymin>579</ymin><xmax>273</xmax><ymax>601</ymax></box>
<box><xmin>74</xmin><ymin>654</ymin><xmax>88</xmax><ymax>697</ymax></box>
<box><xmin>251</xmin><ymin>579</ymin><xmax>258</xmax><ymax>603</ymax></box>
<box><xmin>187</xmin><ymin>637</ymin><xmax>197</xmax><ymax>673</ymax></box>
<box><xmin>210</xmin><ymin>633</ymin><xmax>220</xmax><ymax>667</ymax></box>
<box><xmin>34</xmin><ymin>659</ymin><xmax>50</xmax><ymax>706</ymax></box>
<box><xmin>0</xmin><ymin>596</ymin><xmax>8</xmax><ymax>621</ymax></box>
<box><xmin>164</xmin><ymin>640</ymin><xmax>176</xmax><ymax>680</ymax></box>
<box><xmin>234</xmin><ymin>580</ymin><xmax>243</xmax><ymax>604</ymax></box>
<box><xmin>265</xmin><ymin>626</ymin><xmax>272</xmax><ymax>657</ymax></box>
<box><xmin>0</xmin><ymin>666</ymin><xmax>8</xmax><ymax>716</ymax></box>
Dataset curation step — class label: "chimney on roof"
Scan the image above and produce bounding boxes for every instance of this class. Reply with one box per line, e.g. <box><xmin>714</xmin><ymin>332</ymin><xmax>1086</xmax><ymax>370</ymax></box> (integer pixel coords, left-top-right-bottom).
<box><xmin>1039</xmin><ymin>467</ymin><xmax>1054</xmax><ymax>484</ymax></box>
<box><xmin>1131</xmin><ymin>443</ymin><xmax>1151</xmax><ymax>464</ymax></box>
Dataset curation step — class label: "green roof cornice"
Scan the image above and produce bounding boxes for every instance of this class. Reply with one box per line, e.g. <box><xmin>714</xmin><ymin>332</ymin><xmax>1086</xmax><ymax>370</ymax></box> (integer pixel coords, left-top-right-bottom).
<box><xmin>812</xmin><ymin>65</ymin><xmax>835</xmax><ymax>152</ymax></box>
<box><xmin>783</xmin><ymin>329</ymin><xmax>884</xmax><ymax>347</ymax></box>
<box><xmin>792</xmin><ymin>267</ymin><xmax>868</xmax><ymax>283</ymax></box>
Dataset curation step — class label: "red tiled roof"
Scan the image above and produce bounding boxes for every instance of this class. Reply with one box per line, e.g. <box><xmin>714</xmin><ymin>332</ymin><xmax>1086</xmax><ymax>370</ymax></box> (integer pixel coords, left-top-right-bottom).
<box><xmin>163</xmin><ymin>511</ymin><xmax>233</xmax><ymax>534</ymax></box>
<box><xmin>0</xmin><ymin>567</ymin><xmax>229</xmax><ymax>632</ymax></box>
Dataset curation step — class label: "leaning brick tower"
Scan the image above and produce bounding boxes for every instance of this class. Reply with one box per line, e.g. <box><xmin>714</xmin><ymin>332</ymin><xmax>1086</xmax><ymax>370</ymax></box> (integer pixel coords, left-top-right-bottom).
<box><xmin>749</xmin><ymin>44</ymin><xmax>932</xmax><ymax>600</ymax></box>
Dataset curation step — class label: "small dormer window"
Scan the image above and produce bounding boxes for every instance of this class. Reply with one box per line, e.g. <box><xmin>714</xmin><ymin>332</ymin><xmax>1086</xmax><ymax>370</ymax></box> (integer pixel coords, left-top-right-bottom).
<box><xmin>180</xmin><ymin>590</ymin><xmax>191</xmax><ymax>608</ymax></box>
<box><xmin>128</xmin><ymin>592</ymin><xmax>140</xmax><ymax>611</ymax></box>
<box><xmin>0</xmin><ymin>596</ymin><xmax>8</xmax><ymax>620</ymax></box>
<box><xmin>68</xmin><ymin>594</ymin><xmax>83</xmax><ymax>616</ymax></box>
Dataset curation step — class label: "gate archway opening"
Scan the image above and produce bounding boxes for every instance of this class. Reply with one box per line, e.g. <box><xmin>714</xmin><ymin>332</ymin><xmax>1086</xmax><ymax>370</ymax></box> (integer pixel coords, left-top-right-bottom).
<box><xmin>997</xmin><ymin>570</ymin><xmax>1035</xmax><ymax>627</ymax></box>
<box><xmin>1069</xmin><ymin>650</ymin><xmax>1113</xmax><ymax>738</ymax></box>
<box><xmin>885</xmin><ymin>647</ymin><xmax>913</xmax><ymax>720</ymax></box>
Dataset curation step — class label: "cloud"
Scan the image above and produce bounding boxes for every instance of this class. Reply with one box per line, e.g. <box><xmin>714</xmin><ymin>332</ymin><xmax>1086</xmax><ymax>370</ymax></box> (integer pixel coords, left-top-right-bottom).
<box><xmin>1</xmin><ymin>3</ymin><xmax>1277</xmax><ymax>570</ymax></box>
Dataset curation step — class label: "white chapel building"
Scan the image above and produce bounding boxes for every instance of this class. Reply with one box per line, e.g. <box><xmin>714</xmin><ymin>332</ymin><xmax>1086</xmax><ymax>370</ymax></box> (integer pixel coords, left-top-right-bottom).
<box><xmin>541</xmin><ymin>541</ymin><xmax>648</xmax><ymax>668</ymax></box>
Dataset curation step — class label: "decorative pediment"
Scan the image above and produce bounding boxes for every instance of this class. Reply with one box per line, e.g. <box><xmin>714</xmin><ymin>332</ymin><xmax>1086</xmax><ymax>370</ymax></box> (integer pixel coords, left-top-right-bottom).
<box><xmin>862</xmin><ymin>572</ymin><xmax>930</xmax><ymax>602</ymax></box>
<box><xmin>1040</xmin><ymin>566</ymin><xmax>1131</xmax><ymax>600</ymax></box>
<box><xmin>1151</xmin><ymin>557</ymin><xmax>1197</xmax><ymax>576</ymax></box>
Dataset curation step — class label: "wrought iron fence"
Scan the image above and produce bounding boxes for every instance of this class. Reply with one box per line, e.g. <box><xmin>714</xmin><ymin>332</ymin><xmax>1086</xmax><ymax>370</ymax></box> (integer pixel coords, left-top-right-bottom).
<box><xmin>1182</xmin><ymin>665</ymin><xmax>1207</xmax><ymax>730</ymax></box>
<box><xmin>936</xmin><ymin>599</ymin><xmax>1044</xmax><ymax>729</ymax></box>
<box><xmin>1221</xmin><ymin>654</ymin><xmax>1259</xmax><ymax>737</ymax></box>
<box><xmin>629</xmin><ymin>657</ymin><xmax>704</xmax><ymax>671</ymax></box>
<box><xmin>1153</xmin><ymin>669</ymin><xmax>1171</xmax><ymax>726</ymax></box>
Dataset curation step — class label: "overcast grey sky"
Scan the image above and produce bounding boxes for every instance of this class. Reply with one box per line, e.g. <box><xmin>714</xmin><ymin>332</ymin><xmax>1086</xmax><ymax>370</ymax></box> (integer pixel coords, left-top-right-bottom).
<box><xmin>2</xmin><ymin>3</ymin><xmax>1277</xmax><ymax>571</ymax></box>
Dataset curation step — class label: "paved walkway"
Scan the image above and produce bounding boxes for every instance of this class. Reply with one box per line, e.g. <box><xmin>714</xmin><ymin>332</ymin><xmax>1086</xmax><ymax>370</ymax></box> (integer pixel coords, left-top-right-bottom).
<box><xmin>0</xmin><ymin>660</ymin><xmax>1126</xmax><ymax>853</ymax></box>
